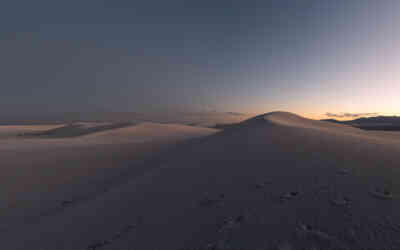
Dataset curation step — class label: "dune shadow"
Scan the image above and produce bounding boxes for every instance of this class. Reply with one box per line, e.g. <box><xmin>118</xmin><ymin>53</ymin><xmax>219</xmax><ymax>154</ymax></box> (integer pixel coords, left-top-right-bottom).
<box><xmin>22</xmin><ymin>122</ymin><xmax>134</xmax><ymax>138</ymax></box>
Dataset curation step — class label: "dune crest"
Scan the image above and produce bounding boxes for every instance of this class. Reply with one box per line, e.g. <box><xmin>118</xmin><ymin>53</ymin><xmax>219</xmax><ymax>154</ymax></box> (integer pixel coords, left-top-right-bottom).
<box><xmin>262</xmin><ymin>111</ymin><xmax>400</xmax><ymax>144</ymax></box>
<box><xmin>264</xmin><ymin>111</ymin><xmax>355</xmax><ymax>130</ymax></box>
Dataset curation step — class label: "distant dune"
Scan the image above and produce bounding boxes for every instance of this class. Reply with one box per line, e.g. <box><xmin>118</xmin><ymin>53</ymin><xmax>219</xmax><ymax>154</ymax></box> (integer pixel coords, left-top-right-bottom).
<box><xmin>22</xmin><ymin>122</ymin><xmax>133</xmax><ymax>138</ymax></box>
<box><xmin>323</xmin><ymin>115</ymin><xmax>400</xmax><ymax>132</ymax></box>
<box><xmin>3</xmin><ymin>112</ymin><xmax>400</xmax><ymax>250</ymax></box>
<box><xmin>0</xmin><ymin>124</ymin><xmax>62</xmax><ymax>139</ymax></box>
<box><xmin>0</xmin><ymin>111</ymin><xmax>251</xmax><ymax>127</ymax></box>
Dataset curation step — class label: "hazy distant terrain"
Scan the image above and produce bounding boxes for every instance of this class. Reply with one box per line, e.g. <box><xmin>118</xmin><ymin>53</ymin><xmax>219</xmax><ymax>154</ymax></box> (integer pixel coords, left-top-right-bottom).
<box><xmin>0</xmin><ymin>111</ymin><xmax>251</xmax><ymax>127</ymax></box>
<box><xmin>323</xmin><ymin>116</ymin><xmax>400</xmax><ymax>131</ymax></box>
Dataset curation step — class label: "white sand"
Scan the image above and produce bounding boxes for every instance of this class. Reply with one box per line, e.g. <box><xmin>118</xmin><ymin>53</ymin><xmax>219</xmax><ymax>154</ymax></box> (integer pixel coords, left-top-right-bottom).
<box><xmin>3</xmin><ymin>112</ymin><xmax>400</xmax><ymax>250</ymax></box>
<box><xmin>0</xmin><ymin>123</ymin><xmax>217</xmax><ymax>235</ymax></box>
<box><xmin>0</xmin><ymin>125</ymin><xmax>62</xmax><ymax>139</ymax></box>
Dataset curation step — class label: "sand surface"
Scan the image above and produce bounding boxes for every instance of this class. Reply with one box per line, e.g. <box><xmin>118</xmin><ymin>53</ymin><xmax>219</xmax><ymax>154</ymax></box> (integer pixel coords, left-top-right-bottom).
<box><xmin>0</xmin><ymin>123</ymin><xmax>216</xmax><ymax>235</ymax></box>
<box><xmin>3</xmin><ymin>112</ymin><xmax>400</xmax><ymax>249</ymax></box>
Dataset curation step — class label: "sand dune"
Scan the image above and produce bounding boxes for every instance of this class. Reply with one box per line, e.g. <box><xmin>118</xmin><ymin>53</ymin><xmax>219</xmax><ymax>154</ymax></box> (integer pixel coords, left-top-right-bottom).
<box><xmin>0</xmin><ymin>111</ymin><xmax>251</xmax><ymax>127</ymax></box>
<box><xmin>265</xmin><ymin>111</ymin><xmax>400</xmax><ymax>144</ymax></box>
<box><xmin>265</xmin><ymin>111</ymin><xmax>360</xmax><ymax>131</ymax></box>
<box><xmin>0</xmin><ymin>122</ymin><xmax>217</xmax><ymax>235</ymax></box>
<box><xmin>23</xmin><ymin>122</ymin><xmax>131</xmax><ymax>138</ymax></box>
<box><xmin>3</xmin><ymin>112</ymin><xmax>400</xmax><ymax>249</ymax></box>
<box><xmin>0</xmin><ymin>124</ymin><xmax>62</xmax><ymax>139</ymax></box>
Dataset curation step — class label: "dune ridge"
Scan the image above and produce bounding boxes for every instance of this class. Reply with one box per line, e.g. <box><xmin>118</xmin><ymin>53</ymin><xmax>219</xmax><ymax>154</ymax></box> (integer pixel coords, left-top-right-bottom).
<box><xmin>261</xmin><ymin>112</ymin><xmax>400</xmax><ymax>144</ymax></box>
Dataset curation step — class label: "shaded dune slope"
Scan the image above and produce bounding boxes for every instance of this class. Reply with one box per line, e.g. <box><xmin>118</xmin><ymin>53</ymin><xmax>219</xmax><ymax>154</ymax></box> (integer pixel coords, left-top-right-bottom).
<box><xmin>5</xmin><ymin>112</ymin><xmax>400</xmax><ymax>250</ymax></box>
<box><xmin>0</xmin><ymin>123</ymin><xmax>218</xmax><ymax>233</ymax></box>
<box><xmin>23</xmin><ymin>122</ymin><xmax>133</xmax><ymax>138</ymax></box>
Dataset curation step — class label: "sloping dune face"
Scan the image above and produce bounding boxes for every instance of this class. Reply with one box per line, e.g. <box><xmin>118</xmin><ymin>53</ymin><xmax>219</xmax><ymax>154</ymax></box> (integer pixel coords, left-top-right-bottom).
<box><xmin>265</xmin><ymin>111</ymin><xmax>357</xmax><ymax>131</ymax></box>
<box><xmin>0</xmin><ymin>122</ymin><xmax>217</xmax><ymax>232</ymax></box>
<box><xmin>4</xmin><ymin>112</ymin><xmax>400</xmax><ymax>250</ymax></box>
<box><xmin>264</xmin><ymin>111</ymin><xmax>400</xmax><ymax>144</ymax></box>
<box><xmin>84</xmin><ymin>122</ymin><xmax>219</xmax><ymax>143</ymax></box>
<box><xmin>24</xmin><ymin>122</ymin><xmax>131</xmax><ymax>138</ymax></box>
<box><xmin>0</xmin><ymin>125</ymin><xmax>62</xmax><ymax>139</ymax></box>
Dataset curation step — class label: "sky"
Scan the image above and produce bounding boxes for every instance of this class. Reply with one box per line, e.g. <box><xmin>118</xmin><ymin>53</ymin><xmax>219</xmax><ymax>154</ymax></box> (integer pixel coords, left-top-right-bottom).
<box><xmin>1</xmin><ymin>0</ymin><xmax>399</xmax><ymax>119</ymax></box>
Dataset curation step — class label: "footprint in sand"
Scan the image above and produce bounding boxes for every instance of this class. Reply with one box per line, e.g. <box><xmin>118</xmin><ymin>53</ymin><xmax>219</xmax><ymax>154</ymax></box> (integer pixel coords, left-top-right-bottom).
<box><xmin>369</xmin><ymin>187</ymin><xmax>396</xmax><ymax>200</ymax></box>
<box><xmin>201</xmin><ymin>214</ymin><xmax>247</xmax><ymax>250</ymax></box>
<box><xmin>87</xmin><ymin>225</ymin><xmax>134</xmax><ymax>249</ymax></box>
<box><xmin>279</xmin><ymin>191</ymin><xmax>300</xmax><ymax>203</ymax></box>
<box><xmin>87</xmin><ymin>240</ymin><xmax>111</xmax><ymax>250</ymax></box>
<box><xmin>218</xmin><ymin>214</ymin><xmax>245</xmax><ymax>233</ymax></box>
<box><xmin>297</xmin><ymin>223</ymin><xmax>349</xmax><ymax>250</ymax></box>
<box><xmin>87</xmin><ymin>217</ymin><xmax>142</xmax><ymax>250</ymax></box>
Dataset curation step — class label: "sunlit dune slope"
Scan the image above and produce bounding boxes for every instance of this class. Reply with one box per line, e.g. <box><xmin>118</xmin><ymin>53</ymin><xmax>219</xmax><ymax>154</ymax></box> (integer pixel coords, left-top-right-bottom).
<box><xmin>235</xmin><ymin>111</ymin><xmax>400</xmax><ymax>144</ymax></box>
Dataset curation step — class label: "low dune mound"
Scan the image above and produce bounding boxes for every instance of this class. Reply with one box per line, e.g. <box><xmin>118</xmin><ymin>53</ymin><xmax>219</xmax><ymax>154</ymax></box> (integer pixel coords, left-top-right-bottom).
<box><xmin>24</xmin><ymin>122</ymin><xmax>133</xmax><ymax>138</ymax></box>
<box><xmin>0</xmin><ymin>124</ymin><xmax>62</xmax><ymax>139</ymax></box>
<box><xmin>83</xmin><ymin>122</ymin><xmax>219</xmax><ymax>143</ymax></box>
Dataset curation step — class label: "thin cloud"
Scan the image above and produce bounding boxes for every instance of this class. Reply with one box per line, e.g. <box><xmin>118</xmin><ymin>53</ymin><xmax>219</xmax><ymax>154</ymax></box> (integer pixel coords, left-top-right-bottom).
<box><xmin>325</xmin><ymin>112</ymin><xmax>379</xmax><ymax>118</ymax></box>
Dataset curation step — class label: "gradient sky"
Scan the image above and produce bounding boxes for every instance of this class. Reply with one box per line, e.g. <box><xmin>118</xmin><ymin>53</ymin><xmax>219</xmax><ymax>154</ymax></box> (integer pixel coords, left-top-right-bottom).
<box><xmin>1</xmin><ymin>0</ymin><xmax>399</xmax><ymax>119</ymax></box>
